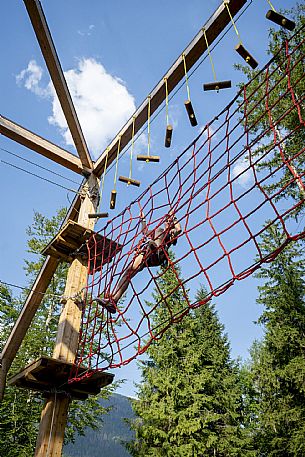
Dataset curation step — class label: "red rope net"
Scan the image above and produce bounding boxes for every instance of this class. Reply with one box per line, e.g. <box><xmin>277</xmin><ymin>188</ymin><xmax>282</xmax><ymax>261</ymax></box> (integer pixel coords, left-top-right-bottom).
<box><xmin>71</xmin><ymin>32</ymin><xmax>305</xmax><ymax>381</ymax></box>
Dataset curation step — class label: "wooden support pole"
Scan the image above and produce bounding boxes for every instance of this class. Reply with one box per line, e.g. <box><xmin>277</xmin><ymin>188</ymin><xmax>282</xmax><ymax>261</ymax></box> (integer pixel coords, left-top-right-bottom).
<box><xmin>52</xmin><ymin>258</ymin><xmax>88</xmax><ymax>363</ymax></box>
<box><xmin>0</xmin><ymin>115</ymin><xmax>90</xmax><ymax>176</ymax></box>
<box><xmin>23</xmin><ymin>0</ymin><xmax>93</xmax><ymax>170</ymax></box>
<box><xmin>35</xmin><ymin>393</ymin><xmax>70</xmax><ymax>457</ymax></box>
<box><xmin>34</xmin><ymin>174</ymin><xmax>99</xmax><ymax>457</ymax></box>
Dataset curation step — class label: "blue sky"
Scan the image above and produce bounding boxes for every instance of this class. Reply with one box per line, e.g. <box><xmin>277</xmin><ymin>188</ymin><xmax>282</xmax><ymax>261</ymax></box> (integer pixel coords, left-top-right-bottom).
<box><xmin>0</xmin><ymin>0</ymin><xmax>300</xmax><ymax>396</ymax></box>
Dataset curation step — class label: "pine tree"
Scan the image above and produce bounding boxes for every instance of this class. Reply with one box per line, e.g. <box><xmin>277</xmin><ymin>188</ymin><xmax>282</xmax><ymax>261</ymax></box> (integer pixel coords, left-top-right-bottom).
<box><xmin>127</xmin><ymin>255</ymin><xmax>252</xmax><ymax>456</ymax></box>
<box><xmin>246</xmin><ymin>225</ymin><xmax>305</xmax><ymax>456</ymax></box>
<box><xmin>0</xmin><ymin>209</ymin><xmax>116</xmax><ymax>456</ymax></box>
<box><xmin>237</xmin><ymin>5</ymin><xmax>305</xmax><ymax>214</ymax></box>
<box><xmin>0</xmin><ymin>283</ymin><xmax>41</xmax><ymax>457</ymax></box>
<box><xmin>234</xmin><ymin>7</ymin><xmax>305</xmax><ymax>454</ymax></box>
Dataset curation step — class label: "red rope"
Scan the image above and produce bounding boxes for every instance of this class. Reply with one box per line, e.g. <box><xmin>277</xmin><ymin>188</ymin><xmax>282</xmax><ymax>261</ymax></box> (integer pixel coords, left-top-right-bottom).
<box><xmin>71</xmin><ymin>32</ymin><xmax>305</xmax><ymax>381</ymax></box>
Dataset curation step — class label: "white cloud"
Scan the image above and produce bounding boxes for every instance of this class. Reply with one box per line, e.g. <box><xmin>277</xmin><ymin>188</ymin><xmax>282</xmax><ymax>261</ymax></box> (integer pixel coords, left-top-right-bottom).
<box><xmin>232</xmin><ymin>157</ymin><xmax>253</xmax><ymax>188</ymax></box>
<box><xmin>16</xmin><ymin>60</ymin><xmax>47</xmax><ymax>97</ymax></box>
<box><xmin>77</xmin><ymin>24</ymin><xmax>95</xmax><ymax>36</ymax></box>
<box><xmin>16</xmin><ymin>58</ymin><xmax>136</xmax><ymax>159</ymax></box>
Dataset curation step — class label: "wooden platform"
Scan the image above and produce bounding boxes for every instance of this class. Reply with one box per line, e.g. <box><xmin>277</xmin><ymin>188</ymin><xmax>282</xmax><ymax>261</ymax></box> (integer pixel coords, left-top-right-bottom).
<box><xmin>41</xmin><ymin>219</ymin><xmax>122</xmax><ymax>271</ymax></box>
<box><xmin>8</xmin><ymin>357</ymin><xmax>114</xmax><ymax>400</ymax></box>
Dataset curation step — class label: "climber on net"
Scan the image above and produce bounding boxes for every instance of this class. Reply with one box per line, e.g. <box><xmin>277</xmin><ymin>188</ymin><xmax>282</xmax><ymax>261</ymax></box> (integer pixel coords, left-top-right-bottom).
<box><xmin>95</xmin><ymin>210</ymin><xmax>182</xmax><ymax>314</ymax></box>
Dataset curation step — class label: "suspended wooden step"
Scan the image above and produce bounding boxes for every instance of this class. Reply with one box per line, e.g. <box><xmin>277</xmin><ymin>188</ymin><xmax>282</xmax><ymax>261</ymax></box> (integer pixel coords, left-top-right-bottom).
<box><xmin>184</xmin><ymin>100</ymin><xmax>198</xmax><ymax>126</ymax></box>
<box><xmin>8</xmin><ymin>357</ymin><xmax>114</xmax><ymax>400</ymax></box>
<box><xmin>41</xmin><ymin>219</ymin><xmax>122</xmax><ymax>271</ymax></box>
<box><xmin>203</xmin><ymin>80</ymin><xmax>232</xmax><ymax>91</ymax></box>
<box><xmin>118</xmin><ymin>176</ymin><xmax>141</xmax><ymax>187</ymax></box>
<box><xmin>165</xmin><ymin>124</ymin><xmax>173</xmax><ymax>148</ymax></box>
<box><xmin>136</xmin><ymin>155</ymin><xmax>160</xmax><ymax>163</ymax></box>
<box><xmin>266</xmin><ymin>10</ymin><xmax>295</xmax><ymax>31</ymax></box>
<box><xmin>88</xmin><ymin>212</ymin><xmax>109</xmax><ymax>219</ymax></box>
<box><xmin>201</xmin><ymin>27</ymin><xmax>232</xmax><ymax>94</ymax></box>
<box><xmin>110</xmin><ymin>189</ymin><xmax>117</xmax><ymax>210</ymax></box>
<box><xmin>235</xmin><ymin>43</ymin><xmax>258</xmax><ymax>69</ymax></box>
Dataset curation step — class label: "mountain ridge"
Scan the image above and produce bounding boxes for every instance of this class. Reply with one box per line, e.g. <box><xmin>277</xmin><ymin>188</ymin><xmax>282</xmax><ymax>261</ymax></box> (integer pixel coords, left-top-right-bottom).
<box><xmin>63</xmin><ymin>393</ymin><xmax>135</xmax><ymax>457</ymax></box>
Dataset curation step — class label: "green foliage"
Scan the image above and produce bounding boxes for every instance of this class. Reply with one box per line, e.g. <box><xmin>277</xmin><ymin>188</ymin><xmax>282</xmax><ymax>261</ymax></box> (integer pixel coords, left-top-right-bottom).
<box><xmin>236</xmin><ymin>8</ymin><xmax>305</xmax><ymax>455</ymax></box>
<box><xmin>0</xmin><ymin>209</ymin><xmax>117</xmax><ymax>456</ymax></box>
<box><xmin>0</xmin><ymin>283</ymin><xmax>41</xmax><ymax>457</ymax></box>
<box><xmin>127</xmin><ymin>256</ymin><xmax>252</xmax><ymax>456</ymax></box>
<box><xmin>244</xmin><ymin>225</ymin><xmax>305</xmax><ymax>456</ymax></box>
<box><xmin>236</xmin><ymin>5</ymin><xmax>305</xmax><ymax>214</ymax></box>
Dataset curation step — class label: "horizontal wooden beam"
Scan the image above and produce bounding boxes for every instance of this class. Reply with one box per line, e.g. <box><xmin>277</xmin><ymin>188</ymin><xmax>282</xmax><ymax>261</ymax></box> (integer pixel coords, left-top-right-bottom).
<box><xmin>23</xmin><ymin>0</ymin><xmax>93</xmax><ymax>170</ymax></box>
<box><xmin>0</xmin><ymin>115</ymin><xmax>91</xmax><ymax>175</ymax></box>
<box><xmin>0</xmin><ymin>191</ymin><xmax>82</xmax><ymax>400</ymax></box>
<box><xmin>93</xmin><ymin>0</ymin><xmax>247</xmax><ymax>177</ymax></box>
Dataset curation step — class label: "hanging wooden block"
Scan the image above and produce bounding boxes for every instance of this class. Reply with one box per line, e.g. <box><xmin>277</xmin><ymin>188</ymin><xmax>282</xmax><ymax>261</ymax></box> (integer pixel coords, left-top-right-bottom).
<box><xmin>88</xmin><ymin>213</ymin><xmax>109</xmax><ymax>219</ymax></box>
<box><xmin>203</xmin><ymin>80</ymin><xmax>232</xmax><ymax>91</ymax></box>
<box><xmin>184</xmin><ymin>100</ymin><xmax>198</xmax><ymax>126</ymax></box>
<box><xmin>110</xmin><ymin>190</ymin><xmax>117</xmax><ymax>210</ymax></box>
<box><xmin>136</xmin><ymin>155</ymin><xmax>160</xmax><ymax>163</ymax></box>
<box><xmin>235</xmin><ymin>44</ymin><xmax>258</xmax><ymax>69</ymax></box>
<box><xmin>266</xmin><ymin>10</ymin><xmax>295</xmax><ymax>31</ymax></box>
<box><xmin>119</xmin><ymin>176</ymin><xmax>141</xmax><ymax>187</ymax></box>
<box><xmin>165</xmin><ymin>125</ymin><xmax>173</xmax><ymax>148</ymax></box>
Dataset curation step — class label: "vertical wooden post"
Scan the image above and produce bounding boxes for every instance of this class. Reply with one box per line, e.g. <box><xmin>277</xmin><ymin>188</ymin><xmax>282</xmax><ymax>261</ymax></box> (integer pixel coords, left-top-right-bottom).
<box><xmin>34</xmin><ymin>174</ymin><xmax>99</xmax><ymax>457</ymax></box>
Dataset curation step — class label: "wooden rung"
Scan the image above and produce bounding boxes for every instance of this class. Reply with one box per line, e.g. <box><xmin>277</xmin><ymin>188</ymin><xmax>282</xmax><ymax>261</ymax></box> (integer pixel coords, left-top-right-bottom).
<box><xmin>235</xmin><ymin>43</ymin><xmax>258</xmax><ymax>69</ymax></box>
<box><xmin>266</xmin><ymin>10</ymin><xmax>295</xmax><ymax>31</ymax></box>
<box><xmin>110</xmin><ymin>190</ymin><xmax>117</xmax><ymax>210</ymax></box>
<box><xmin>184</xmin><ymin>100</ymin><xmax>198</xmax><ymax>127</ymax></box>
<box><xmin>203</xmin><ymin>80</ymin><xmax>232</xmax><ymax>91</ymax></box>
<box><xmin>136</xmin><ymin>155</ymin><xmax>160</xmax><ymax>163</ymax></box>
<box><xmin>88</xmin><ymin>213</ymin><xmax>109</xmax><ymax>219</ymax></box>
<box><xmin>165</xmin><ymin>124</ymin><xmax>173</xmax><ymax>148</ymax></box>
<box><xmin>118</xmin><ymin>176</ymin><xmax>141</xmax><ymax>187</ymax></box>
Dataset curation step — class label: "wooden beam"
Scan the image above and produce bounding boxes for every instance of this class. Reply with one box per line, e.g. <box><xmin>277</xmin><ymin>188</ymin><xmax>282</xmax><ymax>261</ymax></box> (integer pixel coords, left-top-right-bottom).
<box><xmin>35</xmin><ymin>174</ymin><xmax>100</xmax><ymax>457</ymax></box>
<box><xmin>0</xmin><ymin>191</ymin><xmax>82</xmax><ymax>400</ymax></box>
<box><xmin>35</xmin><ymin>395</ymin><xmax>70</xmax><ymax>456</ymax></box>
<box><xmin>0</xmin><ymin>115</ymin><xmax>91</xmax><ymax>175</ymax></box>
<box><xmin>0</xmin><ymin>256</ymin><xmax>60</xmax><ymax>401</ymax></box>
<box><xmin>23</xmin><ymin>0</ymin><xmax>93</xmax><ymax>170</ymax></box>
<box><xmin>93</xmin><ymin>0</ymin><xmax>247</xmax><ymax>177</ymax></box>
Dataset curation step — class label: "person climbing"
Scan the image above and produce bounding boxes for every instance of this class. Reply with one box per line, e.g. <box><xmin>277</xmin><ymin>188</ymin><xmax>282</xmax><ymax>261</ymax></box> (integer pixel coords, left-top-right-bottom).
<box><xmin>95</xmin><ymin>210</ymin><xmax>182</xmax><ymax>314</ymax></box>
